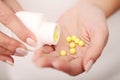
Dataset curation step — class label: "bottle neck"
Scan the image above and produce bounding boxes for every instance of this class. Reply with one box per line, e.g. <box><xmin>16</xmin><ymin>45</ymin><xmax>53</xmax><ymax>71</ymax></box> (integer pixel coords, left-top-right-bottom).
<box><xmin>36</xmin><ymin>22</ymin><xmax>60</xmax><ymax>46</ymax></box>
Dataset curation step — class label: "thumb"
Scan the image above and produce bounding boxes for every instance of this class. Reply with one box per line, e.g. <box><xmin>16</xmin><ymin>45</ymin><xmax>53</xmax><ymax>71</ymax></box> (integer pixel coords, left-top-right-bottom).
<box><xmin>83</xmin><ymin>29</ymin><xmax>109</xmax><ymax>72</ymax></box>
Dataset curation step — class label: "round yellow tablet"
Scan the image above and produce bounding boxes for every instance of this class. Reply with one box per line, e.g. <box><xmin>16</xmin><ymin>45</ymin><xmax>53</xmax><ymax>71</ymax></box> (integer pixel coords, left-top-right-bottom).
<box><xmin>74</xmin><ymin>38</ymin><xmax>80</xmax><ymax>44</ymax></box>
<box><xmin>71</xmin><ymin>35</ymin><xmax>77</xmax><ymax>41</ymax></box>
<box><xmin>70</xmin><ymin>48</ymin><xmax>76</xmax><ymax>55</ymax></box>
<box><xmin>78</xmin><ymin>40</ymin><xmax>85</xmax><ymax>47</ymax></box>
<box><xmin>66</xmin><ymin>36</ymin><xmax>72</xmax><ymax>42</ymax></box>
<box><xmin>60</xmin><ymin>50</ymin><xmax>67</xmax><ymax>56</ymax></box>
<box><xmin>69</xmin><ymin>42</ymin><xmax>76</xmax><ymax>48</ymax></box>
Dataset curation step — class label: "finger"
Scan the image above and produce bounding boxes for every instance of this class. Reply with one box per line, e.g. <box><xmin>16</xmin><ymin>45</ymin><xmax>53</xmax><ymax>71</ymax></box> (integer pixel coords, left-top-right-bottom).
<box><xmin>41</xmin><ymin>45</ymin><xmax>54</xmax><ymax>53</ymax></box>
<box><xmin>69</xmin><ymin>57</ymin><xmax>84</xmax><ymax>76</ymax></box>
<box><xmin>0</xmin><ymin>55</ymin><xmax>14</xmax><ymax>65</ymax></box>
<box><xmin>52</xmin><ymin>60</ymin><xmax>71</xmax><ymax>74</ymax></box>
<box><xmin>0</xmin><ymin>32</ymin><xmax>27</xmax><ymax>56</ymax></box>
<box><xmin>3</xmin><ymin>0</ymin><xmax>23</xmax><ymax>12</ymax></box>
<box><xmin>0</xmin><ymin>46</ymin><xmax>13</xmax><ymax>55</ymax></box>
<box><xmin>34</xmin><ymin>54</ymin><xmax>57</xmax><ymax>67</ymax></box>
<box><xmin>52</xmin><ymin>57</ymin><xmax>83</xmax><ymax>76</ymax></box>
<box><xmin>0</xmin><ymin>1</ymin><xmax>36</xmax><ymax>46</ymax></box>
<box><xmin>33</xmin><ymin>45</ymin><xmax>54</xmax><ymax>61</ymax></box>
<box><xmin>83</xmin><ymin>27</ymin><xmax>109</xmax><ymax>72</ymax></box>
<box><xmin>34</xmin><ymin>56</ymin><xmax>55</xmax><ymax>67</ymax></box>
<box><xmin>33</xmin><ymin>52</ymin><xmax>58</xmax><ymax>67</ymax></box>
<box><xmin>51</xmin><ymin>55</ymin><xmax>74</xmax><ymax>74</ymax></box>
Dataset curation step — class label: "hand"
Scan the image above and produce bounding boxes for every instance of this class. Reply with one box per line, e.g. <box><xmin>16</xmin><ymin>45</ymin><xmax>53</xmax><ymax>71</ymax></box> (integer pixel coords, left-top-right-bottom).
<box><xmin>0</xmin><ymin>0</ymin><xmax>36</xmax><ymax>64</ymax></box>
<box><xmin>33</xmin><ymin>3</ymin><xmax>109</xmax><ymax>76</ymax></box>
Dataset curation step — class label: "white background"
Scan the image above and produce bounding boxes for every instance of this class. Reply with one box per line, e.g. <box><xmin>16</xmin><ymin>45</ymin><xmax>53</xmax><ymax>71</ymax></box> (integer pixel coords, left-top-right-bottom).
<box><xmin>0</xmin><ymin>0</ymin><xmax>120</xmax><ymax>80</ymax></box>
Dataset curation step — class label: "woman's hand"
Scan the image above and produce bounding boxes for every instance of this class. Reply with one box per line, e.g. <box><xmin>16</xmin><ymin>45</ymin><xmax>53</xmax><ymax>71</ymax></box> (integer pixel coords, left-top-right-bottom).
<box><xmin>33</xmin><ymin>3</ymin><xmax>109</xmax><ymax>75</ymax></box>
<box><xmin>0</xmin><ymin>0</ymin><xmax>36</xmax><ymax>64</ymax></box>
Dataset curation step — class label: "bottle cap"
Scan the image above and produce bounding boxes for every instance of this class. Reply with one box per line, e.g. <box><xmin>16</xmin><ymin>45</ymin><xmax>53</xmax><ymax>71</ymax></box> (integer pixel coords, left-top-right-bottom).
<box><xmin>37</xmin><ymin>22</ymin><xmax>60</xmax><ymax>45</ymax></box>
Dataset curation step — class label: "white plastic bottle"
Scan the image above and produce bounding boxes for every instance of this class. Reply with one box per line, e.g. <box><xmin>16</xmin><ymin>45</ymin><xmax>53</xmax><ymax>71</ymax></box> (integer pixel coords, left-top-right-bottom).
<box><xmin>5</xmin><ymin>11</ymin><xmax>60</xmax><ymax>51</ymax></box>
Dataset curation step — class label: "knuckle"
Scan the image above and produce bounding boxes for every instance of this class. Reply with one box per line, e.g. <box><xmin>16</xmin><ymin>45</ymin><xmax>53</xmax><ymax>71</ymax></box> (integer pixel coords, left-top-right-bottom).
<box><xmin>7</xmin><ymin>39</ymin><xmax>20</xmax><ymax>52</ymax></box>
<box><xmin>0</xmin><ymin>33</ymin><xmax>21</xmax><ymax>52</ymax></box>
<box><xmin>5</xmin><ymin>50</ymin><xmax>14</xmax><ymax>55</ymax></box>
<box><xmin>0</xmin><ymin>46</ymin><xmax>13</xmax><ymax>55</ymax></box>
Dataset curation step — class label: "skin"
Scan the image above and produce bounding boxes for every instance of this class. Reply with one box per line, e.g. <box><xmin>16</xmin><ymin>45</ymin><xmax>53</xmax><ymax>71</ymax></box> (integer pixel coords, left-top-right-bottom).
<box><xmin>33</xmin><ymin>0</ymin><xmax>120</xmax><ymax>76</ymax></box>
<box><xmin>0</xmin><ymin>0</ymin><xmax>36</xmax><ymax>63</ymax></box>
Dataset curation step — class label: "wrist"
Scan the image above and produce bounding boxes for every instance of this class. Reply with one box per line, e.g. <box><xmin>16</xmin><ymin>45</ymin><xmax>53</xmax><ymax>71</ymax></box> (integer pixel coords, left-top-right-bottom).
<box><xmin>78</xmin><ymin>0</ymin><xmax>120</xmax><ymax>18</ymax></box>
<box><xmin>76</xmin><ymin>1</ymin><xmax>106</xmax><ymax>18</ymax></box>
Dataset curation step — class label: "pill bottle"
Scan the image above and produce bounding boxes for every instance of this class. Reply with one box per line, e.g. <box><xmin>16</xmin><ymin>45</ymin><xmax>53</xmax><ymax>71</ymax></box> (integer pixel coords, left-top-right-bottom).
<box><xmin>12</xmin><ymin>11</ymin><xmax>60</xmax><ymax>51</ymax></box>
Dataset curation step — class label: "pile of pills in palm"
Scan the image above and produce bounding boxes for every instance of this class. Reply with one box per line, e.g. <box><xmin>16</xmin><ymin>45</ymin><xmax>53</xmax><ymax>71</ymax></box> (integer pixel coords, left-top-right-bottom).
<box><xmin>60</xmin><ymin>35</ymin><xmax>85</xmax><ymax>56</ymax></box>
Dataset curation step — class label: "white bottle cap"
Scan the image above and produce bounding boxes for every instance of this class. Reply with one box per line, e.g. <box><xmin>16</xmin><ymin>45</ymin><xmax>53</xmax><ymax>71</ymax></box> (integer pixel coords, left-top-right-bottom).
<box><xmin>15</xmin><ymin>11</ymin><xmax>60</xmax><ymax>51</ymax></box>
<box><xmin>35</xmin><ymin>21</ymin><xmax>60</xmax><ymax>50</ymax></box>
<box><xmin>37</xmin><ymin>22</ymin><xmax>60</xmax><ymax>44</ymax></box>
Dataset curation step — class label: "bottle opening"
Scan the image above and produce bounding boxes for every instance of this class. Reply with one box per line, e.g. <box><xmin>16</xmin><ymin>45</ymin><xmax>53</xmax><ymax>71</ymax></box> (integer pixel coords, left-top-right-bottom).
<box><xmin>53</xmin><ymin>25</ymin><xmax>60</xmax><ymax>44</ymax></box>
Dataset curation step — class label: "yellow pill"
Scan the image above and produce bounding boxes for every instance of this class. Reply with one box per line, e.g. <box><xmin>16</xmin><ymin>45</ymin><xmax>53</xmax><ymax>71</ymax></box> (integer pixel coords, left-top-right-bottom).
<box><xmin>78</xmin><ymin>40</ymin><xmax>85</xmax><ymax>47</ymax></box>
<box><xmin>71</xmin><ymin>35</ymin><xmax>77</xmax><ymax>41</ymax></box>
<box><xmin>74</xmin><ymin>38</ymin><xmax>80</xmax><ymax>44</ymax></box>
<box><xmin>69</xmin><ymin>42</ymin><xmax>76</xmax><ymax>48</ymax></box>
<box><xmin>70</xmin><ymin>48</ymin><xmax>76</xmax><ymax>55</ymax></box>
<box><xmin>66</xmin><ymin>36</ymin><xmax>72</xmax><ymax>42</ymax></box>
<box><xmin>60</xmin><ymin>50</ymin><xmax>67</xmax><ymax>56</ymax></box>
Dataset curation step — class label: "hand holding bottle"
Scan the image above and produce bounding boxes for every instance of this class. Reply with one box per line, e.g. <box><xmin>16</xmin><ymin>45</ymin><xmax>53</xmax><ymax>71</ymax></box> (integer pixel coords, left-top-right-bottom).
<box><xmin>0</xmin><ymin>0</ymin><xmax>36</xmax><ymax>65</ymax></box>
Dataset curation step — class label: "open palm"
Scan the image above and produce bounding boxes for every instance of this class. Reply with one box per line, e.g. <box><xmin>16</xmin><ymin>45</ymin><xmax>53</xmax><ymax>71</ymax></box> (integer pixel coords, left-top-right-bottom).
<box><xmin>33</xmin><ymin>4</ymin><xmax>109</xmax><ymax>76</ymax></box>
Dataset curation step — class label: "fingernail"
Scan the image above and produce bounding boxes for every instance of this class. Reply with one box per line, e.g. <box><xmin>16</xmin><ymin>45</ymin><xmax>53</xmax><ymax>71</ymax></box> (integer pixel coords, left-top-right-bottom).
<box><xmin>26</xmin><ymin>37</ymin><xmax>37</xmax><ymax>47</ymax></box>
<box><xmin>15</xmin><ymin>48</ymin><xmax>28</xmax><ymax>56</ymax></box>
<box><xmin>85</xmin><ymin>59</ymin><xmax>94</xmax><ymax>72</ymax></box>
<box><xmin>6</xmin><ymin>60</ymin><xmax>14</xmax><ymax>66</ymax></box>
